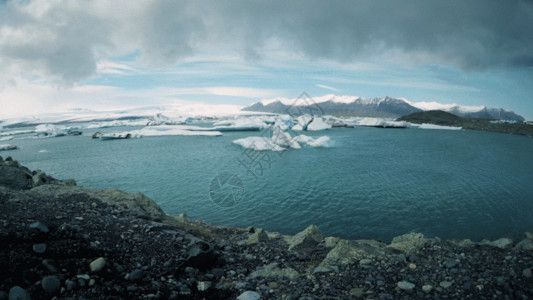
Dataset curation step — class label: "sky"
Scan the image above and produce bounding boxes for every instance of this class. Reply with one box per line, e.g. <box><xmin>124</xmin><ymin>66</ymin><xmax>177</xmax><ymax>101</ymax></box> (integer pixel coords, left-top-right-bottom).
<box><xmin>1</xmin><ymin>0</ymin><xmax>532</xmax><ymax>120</ymax></box>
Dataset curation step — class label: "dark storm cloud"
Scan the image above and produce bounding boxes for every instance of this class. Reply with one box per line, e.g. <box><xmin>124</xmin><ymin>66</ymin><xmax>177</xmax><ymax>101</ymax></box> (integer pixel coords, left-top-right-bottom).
<box><xmin>1</xmin><ymin>0</ymin><xmax>532</xmax><ymax>83</ymax></box>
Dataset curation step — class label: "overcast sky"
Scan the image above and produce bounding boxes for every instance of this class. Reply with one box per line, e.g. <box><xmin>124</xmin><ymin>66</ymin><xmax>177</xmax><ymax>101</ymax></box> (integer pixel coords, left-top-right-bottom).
<box><xmin>1</xmin><ymin>0</ymin><xmax>532</xmax><ymax>119</ymax></box>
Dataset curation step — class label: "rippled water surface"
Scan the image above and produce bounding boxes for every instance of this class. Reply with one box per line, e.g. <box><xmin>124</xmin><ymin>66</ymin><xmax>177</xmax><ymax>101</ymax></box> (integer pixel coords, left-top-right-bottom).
<box><xmin>8</xmin><ymin>127</ymin><xmax>533</xmax><ymax>241</ymax></box>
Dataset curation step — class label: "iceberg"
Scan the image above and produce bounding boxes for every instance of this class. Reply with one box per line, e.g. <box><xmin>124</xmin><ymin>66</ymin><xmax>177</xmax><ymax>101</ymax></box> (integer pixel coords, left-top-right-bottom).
<box><xmin>0</xmin><ymin>144</ymin><xmax>18</xmax><ymax>151</ymax></box>
<box><xmin>416</xmin><ymin>123</ymin><xmax>462</xmax><ymax>130</ymax></box>
<box><xmin>293</xmin><ymin>135</ymin><xmax>334</xmax><ymax>147</ymax></box>
<box><xmin>99</xmin><ymin>125</ymin><xmax>222</xmax><ymax>139</ymax></box>
<box><xmin>212</xmin><ymin>116</ymin><xmax>272</xmax><ymax>131</ymax></box>
<box><xmin>146</xmin><ymin>113</ymin><xmax>194</xmax><ymax>126</ymax></box>
<box><xmin>232</xmin><ymin>137</ymin><xmax>285</xmax><ymax>151</ymax></box>
<box><xmin>356</xmin><ymin>118</ymin><xmax>409</xmax><ymax>128</ymax></box>
<box><xmin>292</xmin><ymin>115</ymin><xmax>313</xmax><ymax>131</ymax></box>
<box><xmin>307</xmin><ymin>117</ymin><xmax>332</xmax><ymax>131</ymax></box>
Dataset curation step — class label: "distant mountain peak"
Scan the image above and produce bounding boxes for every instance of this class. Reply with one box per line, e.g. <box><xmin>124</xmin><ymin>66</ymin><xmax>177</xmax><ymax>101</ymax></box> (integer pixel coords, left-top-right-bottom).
<box><xmin>243</xmin><ymin>94</ymin><xmax>525</xmax><ymax>122</ymax></box>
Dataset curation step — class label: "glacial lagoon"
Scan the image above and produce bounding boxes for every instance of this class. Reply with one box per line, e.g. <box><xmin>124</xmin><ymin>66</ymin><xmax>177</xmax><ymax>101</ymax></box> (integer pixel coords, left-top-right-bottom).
<box><xmin>6</xmin><ymin>125</ymin><xmax>533</xmax><ymax>242</ymax></box>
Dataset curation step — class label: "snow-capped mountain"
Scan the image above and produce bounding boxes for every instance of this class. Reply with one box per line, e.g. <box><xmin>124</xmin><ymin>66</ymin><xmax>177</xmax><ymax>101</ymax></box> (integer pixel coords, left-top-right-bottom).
<box><xmin>242</xmin><ymin>94</ymin><xmax>525</xmax><ymax>122</ymax></box>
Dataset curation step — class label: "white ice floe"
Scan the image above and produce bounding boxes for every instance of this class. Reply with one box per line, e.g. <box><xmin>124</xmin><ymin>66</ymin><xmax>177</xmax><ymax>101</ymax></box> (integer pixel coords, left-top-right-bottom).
<box><xmin>99</xmin><ymin>125</ymin><xmax>222</xmax><ymax>139</ymax></box>
<box><xmin>35</xmin><ymin>124</ymin><xmax>68</xmax><ymax>137</ymax></box>
<box><xmin>355</xmin><ymin>118</ymin><xmax>409</xmax><ymax>128</ymax></box>
<box><xmin>0</xmin><ymin>144</ymin><xmax>18</xmax><ymax>151</ymax></box>
<box><xmin>307</xmin><ymin>117</ymin><xmax>332</xmax><ymax>131</ymax></box>
<box><xmin>212</xmin><ymin>116</ymin><xmax>272</xmax><ymax>131</ymax></box>
<box><xmin>416</xmin><ymin>123</ymin><xmax>462</xmax><ymax>130</ymax></box>
<box><xmin>0</xmin><ymin>136</ymin><xmax>14</xmax><ymax>141</ymax></box>
<box><xmin>293</xmin><ymin>135</ymin><xmax>335</xmax><ymax>147</ymax></box>
<box><xmin>232</xmin><ymin>137</ymin><xmax>285</xmax><ymax>151</ymax></box>
<box><xmin>85</xmin><ymin>119</ymin><xmax>150</xmax><ymax>129</ymax></box>
<box><xmin>0</xmin><ymin>129</ymin><xmax>35</xmax><ymax>136</ymax></box>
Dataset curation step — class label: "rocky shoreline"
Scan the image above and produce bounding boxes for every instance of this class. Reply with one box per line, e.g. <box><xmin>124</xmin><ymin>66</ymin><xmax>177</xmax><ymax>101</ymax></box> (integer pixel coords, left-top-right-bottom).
<box><xmin>1</xmin><ymin>156</ymin><xmax>533</xmax><ymax>299</ymax></box>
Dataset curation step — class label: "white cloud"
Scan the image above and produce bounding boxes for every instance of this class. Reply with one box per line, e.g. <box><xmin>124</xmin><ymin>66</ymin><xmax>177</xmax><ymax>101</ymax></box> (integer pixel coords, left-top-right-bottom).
<box><xmin>316</xmin><ymin>84</ymin><xmax>340</xmax><ymax>92</ymax></box>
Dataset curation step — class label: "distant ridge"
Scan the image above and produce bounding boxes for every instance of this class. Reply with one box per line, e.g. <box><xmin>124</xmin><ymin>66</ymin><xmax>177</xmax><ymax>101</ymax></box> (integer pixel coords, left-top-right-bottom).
<box><xmin>398</xmin><ymin>110</ymin><xmax>533</xmax><ymax>136</ymax></box>
<box><xmin>242</xmin><ymin>95</ymin><xmax>525</xmax><ymax>122</ymax></box>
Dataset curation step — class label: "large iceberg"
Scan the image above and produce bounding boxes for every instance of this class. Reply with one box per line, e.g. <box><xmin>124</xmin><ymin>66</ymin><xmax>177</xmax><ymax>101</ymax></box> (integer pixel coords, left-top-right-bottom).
<box><xmin>233</xmin><ymin>116</ymin><xmax>333</xmax><ymax>151</ymax></box>
<box><xmin>292</xmin><ymin>115</ymin><xmax>331</xmax><ymax>131</ymax></box>
<box><xmin>307</xmin><ymin>117</ymin><xmax>332</xmax><ymax>131</ymax></box>
<box><xmin>212</xmin><ymin>116</ymin><xmax>273</xmax><ymax>131</ymax></box>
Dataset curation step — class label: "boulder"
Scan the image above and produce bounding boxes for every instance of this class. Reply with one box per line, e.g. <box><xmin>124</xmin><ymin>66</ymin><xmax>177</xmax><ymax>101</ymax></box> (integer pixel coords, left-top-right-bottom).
<box><xmin>387</xmin><ymin>233</ymin><xmax>426</xmax><ymax>255</ymax></box>
<box><xmin>288</xmin><ymin>225</ymin><xmax>323</xmax><ymax>254</ymax></box>
<box><xmin>251</xmin><ymin>262</ymin><xmax>299</xmax><ymax>280</ymax></box>
<box><xmin>489</xmin><ymin>238</ymin><xmax>513</xmax><ymax>249</ymax></box>
<box><xmin>246</xmin><ymin>228</ymin><xmax>269</xmax><ymax>245</ymax></box>
<box><xmin>321</xmin><ymin>239</ymin><xmax>388</xmax><ymax>266</ymax></box>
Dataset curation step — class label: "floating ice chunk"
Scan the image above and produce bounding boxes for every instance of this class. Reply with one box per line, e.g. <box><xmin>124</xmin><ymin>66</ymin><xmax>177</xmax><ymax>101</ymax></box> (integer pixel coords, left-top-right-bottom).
<box><xmin>293</xmin><ymin>135</ymin><xmax>334</xmax><ymax>147</ymax></box>
<box><xmin>307</xmin><ymin>117</ymin><xmax>332</xmax><ymax>131</ymax></box>
<box><xmin>0</xmin><ymin>136</ymin><xmax>14</xmax><ymax>141</ymax></box>
<box><xmin>417</xmin><ymin>123</ymin><xmax>462</xmax><ymax>130</ymax></box>
<box><xmin>292</xmin><ymin>115</ymin><xmax>313</xmax><ymax>131</ymax></box>
<box><xmin>100</xmin><ymin>125</ymin><xmax>222</xmax><ymax>139</ymax></box>
<box><xmin>212</xmin><ymin>116</ymin><xmax>270</xmax><ymax>131</ymax></box>
<box><xmin>86</xmin><ymin>119</ymin><xmax>150</xmax><ymax>129</ymax></box>
<box><xmin>233</xmin><ymin>137</ymin><xmax>285</xmax><ymax>151</ymax></box>
<box><xmin>0</xmin><ymin>144</ymin><xmax>18</xmax><ymax>151</ymax></box>
<box><xmin>147</xmin><ymin>113</ymin><xmax>193</xmax><ymax>126</ymax></box>
<box><xmin>355</xmin><ymin>118</ymin><xmax>409</xmax><ymax>128</ymax></box>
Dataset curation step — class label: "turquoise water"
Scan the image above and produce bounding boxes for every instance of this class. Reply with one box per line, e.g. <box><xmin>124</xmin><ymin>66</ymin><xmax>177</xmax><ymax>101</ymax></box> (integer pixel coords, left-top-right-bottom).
<box><xmin>6</xmin><ymin>127</ymin><xmax>533</xmax><ymax>242</ymax></box>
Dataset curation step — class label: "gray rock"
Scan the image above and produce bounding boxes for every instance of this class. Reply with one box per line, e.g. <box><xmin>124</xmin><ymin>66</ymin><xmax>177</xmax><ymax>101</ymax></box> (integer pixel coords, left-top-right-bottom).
<box><xmin>128</xmin><ymin>269</ymin><xmax>143</xmax><ymax>281</ymax></box>
<box><xmin>324</xmin><ymin>236</ymin><xmax>341</xmax><ymax>248</ymax></box>
<box><xmin>525</xmin><ymin>232</ymin><xmax>533</xmax><ymax>240</ymax></box>
<box><xmin>41</xmin><ymin>276</ymin><xmax>60</xmax><ymax>294</ymax></box>
<box><xmin>288</xmin><ymin>225</ymin><xmax>323</xmax><ymax>254</ymax></box>
<box><xmin>251</xmin><ymin>263</ymin><xmax>299</xmax><ymax>280</ymax></box>
<box><xmin>387</xmin><ymin>233</ymin><xmax>425</xmax><ymax>256</ymax></box>
<box><xmin>237</xmin><ymin>291</ymin><xmax>260</xmax><ymax>300</ymax></box>
<box><xmin>515</xmin><ymin>239</ymin><xmax>533</xmax><ymax>251</ymax></box>
<box><xmin>29</xmin><ymin>221</ymin><xmax>49</xmax><ymax>233</ymax></box>
<box><xmin>321</xmin><ymin>239</ymin><xmax>387</xmax><ymax>266</ymax></box>
<box><xmin>359</xmin><ymin>258</ymin><xmax>372</xmax><ymax>265</ymax></box>
<box><xmin>8</xmin><ymin>286</ymin><xmax>30</xmax><ymax>300</ymax></box>
<box><xmin>197</xmin><ymin>281</ymin><xmax>211</xmax><ymax>291</ymax></box>
<box><xmin>183</xmin><ymin>241</ymin><xmax>217</xmax><ymax>270</ymax></box>
<box><xmin>312</xmin><ymin>266</ymin><xmax>333</xmax><ymax>274</ymax></box>
<box><xmin>89</xmin><ymin>257</ymin><xmax>106</xmax><ymax>272</ymax></box>
<box><xmin>523</xmin><ymin>268</ymin><xmax>532</xmax><ymax>279</ymax></box>
<box><xmin>32</xmin><ymin>243</ymin><xmax>46</xmax><ymax>254</ymax></box>
<box><xmin>440</xmin><ymin>281</ymin><xmax>453</xmax><ymax>289</ymax></box>
<box><xmin>397</xmin><ymin>281</ymin><xmax>415</xmax><ymax>291</ymax></box>
<box><xmin>246</xmin><ymin>228</ymin><xmax>269</xmax><ymax>245</ymax></box>
<box><xmin>422</xmin><ymin>284</ymin><xmax>433</xmax><ymax>293</ymax></box>
<box><xmin>0</xmin><ymin>164</ymin><xmax>33</xmax><ymax>190</ymax></box>
<box><xmin>490</xmin><ymin>238</ymin><xmax>513</xmax><ymax>249</ymax></box>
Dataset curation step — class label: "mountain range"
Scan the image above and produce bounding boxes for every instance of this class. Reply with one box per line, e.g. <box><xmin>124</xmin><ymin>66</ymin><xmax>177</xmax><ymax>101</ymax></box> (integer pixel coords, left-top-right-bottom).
<box><xmin>242</xmin><ymin>94</ymin><xmax>525</xmax><ymax>122</ymax></box>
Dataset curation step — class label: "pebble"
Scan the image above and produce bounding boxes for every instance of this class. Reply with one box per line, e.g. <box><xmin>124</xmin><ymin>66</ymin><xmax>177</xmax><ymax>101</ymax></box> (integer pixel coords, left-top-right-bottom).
<box><xmin>128</xmin><ymin>269</ymin><xmax>143</xmax><ymax>281</ymax></box>
<box><xmin>42</xmin><ymin>259</ymin><xmax>57</xmax><ymax>273</ymax></box>
<box><xmin>32</xmin><ymin>243</ymin><xmax>47</xmax><ymax>254</ymax></box>
<box><xmin>422</xmin><ymin>284</ymin><xmax>433</xmax><ymax>293</ymax></box>
<box><xmin>440</xmin><ymin>281</ymin><xmax>453</xmax><ymax>289</ymax></box>
<box><xmin>350</xmin><ymin>287</ymin><xmax>365</xmax><ymax>297</ymax></box>
<box><xmin>237</xmin><ymin>291</ymin><xmax>261</xmax><ymax>300</ymax></box>
<box><xmin>89</xmin><ymin>257</ymin><xmax>106</xmax><ymax>272</ymax></box>
<box><xmin>29</xmin><ymin>221</ymin><xmax>49</xmax><ymax>233</ymax></box>
<box><xmin>8</xmin><ymin>286</ymin><xmax>30</xmax><ymax>300</ymax></box>
<box><xmin>77</xmin><ymin>274</ymin><xmax>90</xmax><ymax>280</ymax></box>
<box><xmin>41</xmin><ymin>275</ymin><xmax>61</xmax><ymax>294</ymax></box>
<box><xmin>197</xmin><ymin>281</ymin><xmax>211</xmax><ymax>291</ymax></box>
<box><xmin>359</xmin><ymin>258</ymin><xmax>372</xmax><ymax>265</ymax></box>
<box><xmin>408</xmin><ymin>263</ymin><xmax>417</xmax><ymax>270</ymax></box>
<box><xmin>397</xmin><ymin>281</ymin><xmax>415</xmax><ymax>291</ymax></box>
<box><xmin>523</xmin><ymin>268</ymin><xmax>532</xmax><ymax>279</ymax></box>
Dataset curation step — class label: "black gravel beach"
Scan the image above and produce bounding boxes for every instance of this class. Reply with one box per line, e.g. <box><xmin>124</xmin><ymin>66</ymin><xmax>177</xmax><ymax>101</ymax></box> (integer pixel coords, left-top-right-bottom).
<box><xmin>1</xmin><ymin>155</ymin><xmax>533</xmax><ymax>299</ymax></box>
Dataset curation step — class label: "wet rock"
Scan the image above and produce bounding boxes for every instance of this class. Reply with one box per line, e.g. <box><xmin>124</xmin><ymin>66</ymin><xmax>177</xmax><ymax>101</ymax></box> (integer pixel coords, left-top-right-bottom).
<box><xmin>440</xmin><ymin>281</ymin><xmax>453</xmax><ymax>289</ymax></box>
<box><xmin>288</xmin><ymin>225</ymin><xmax>323</xmax><ymax>254</ymax></box>
<box><xmin>41</xmin><ymin>276</ymin><xmax>60</xmax><ymax>294</ymax></box>
<box><xmin>246</xmin><ymin>228</ymin><xmax>269</xmax><ymax>245</ymax></box>
<box><xmin>8</xmin><ymin>286</ymin><xmax>30</xmax><ymax>300</ymax></box>
<box><xmin>387</xmin><ymin>233</ymin><xmax>425</xmax><ymax>256</ymax></box>
<box><xmin>350</xmin><ymin>287</ymin><xmax>365</xmax><ymax>297</ymax></box>
<box><xmin>251</xmin><ymin>263</ymin><xmax>299</xmax><ymax>280</ymax></box>
<box><xmin>32</xmin><ymin>243</ymin><xmax>46</xmax><ymax>254</ymax></box>
<box><xmin>397</xmin><ymin>281</ymin><xmax>415</xmax><ymax>291</ymax></box>
<box><xmin>29</xmin><ymin>221</ymin><xmax>49</xmax><ymax>233</ymax></box>
<box><xmin>89</xmin><ymin>257</ymin><xmax>106</xmax><ymax>273</ymax></box>
<box><xmin>0</xmin><ymin>164</ymin><xmax>33</xmax><ymax>190</ymax></box>
<box><xmin>237</xmin><ymin>291</ymin><xmax>260</xmax><ymax>300</ymax></box>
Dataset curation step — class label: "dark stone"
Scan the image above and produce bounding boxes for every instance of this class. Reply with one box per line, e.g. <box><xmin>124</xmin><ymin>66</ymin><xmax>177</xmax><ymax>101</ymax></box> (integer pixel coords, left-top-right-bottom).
<box><xmin>128</xmin><ymin>269</ymin><xmax>143</xmax><ymax>281</ymax></box>
<box><xmin>8</xmin><ymin>286</ymin><xmax>30</xmax><ymax>300</ymax></box>
<box><xmin>42</xmin><ymin>276</ymin><xmax>61</xmax><ymax>294</ymax></box>
<box><xmin>182</xmin><ymin>241</ymin><xmax>218</xmax><ymax>270</ymax></box>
